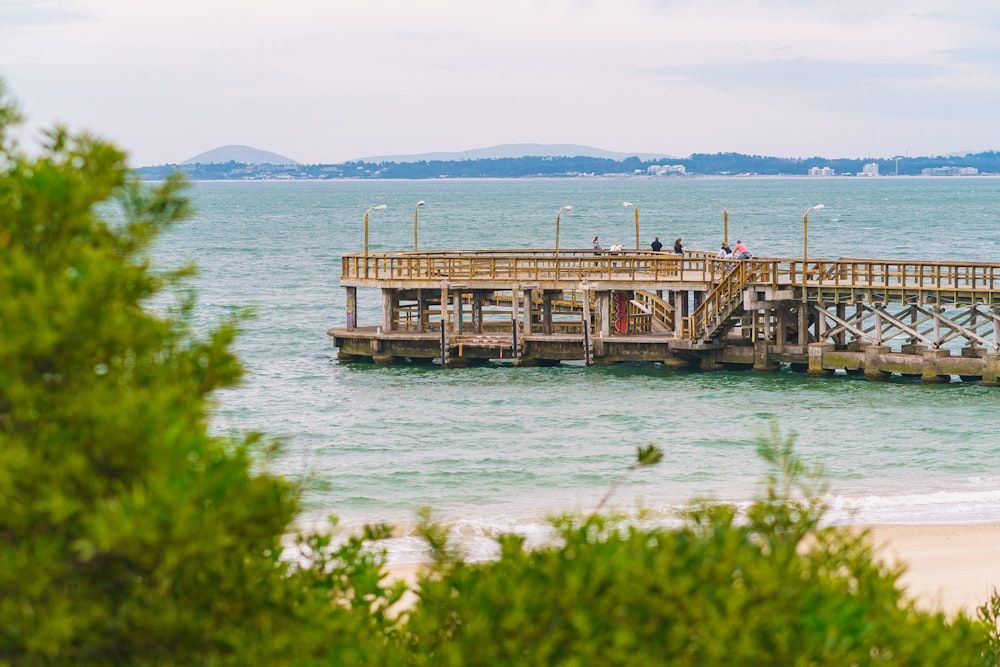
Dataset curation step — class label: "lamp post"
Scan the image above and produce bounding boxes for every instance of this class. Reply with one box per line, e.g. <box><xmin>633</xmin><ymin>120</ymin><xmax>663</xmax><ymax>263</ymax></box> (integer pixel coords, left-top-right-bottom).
<box><xmin>413</xmin><ymin>200</ymin><xmax>425</xmax><ymax>251</ymax></box>
<box><xmin>802</xmin><ymin>204</ymin><xmax>825</xmax><ymax>289</ymax></box>
<box><xmin>554</xmin><ymin>205</ymin><xmax>573</xmax><ymax>278</ymax></box>
<box><xmin>623</xmin><ymin>201</ymin><xmax>639</xmax><ymax>249</ymax></box>
<box><xmin>710</xmin><ymin>205</ymin><xmax>730</xmax><ymax>246</ymax></box>
<box><xmin>363</xmin><ymin>204</ymin><xmax>387</xmax><ymax>277</ymax></box>
<box><xmin>554</xmin><ymin>205</ymin><xmax>573</xmax><ymax>255</ymax></box>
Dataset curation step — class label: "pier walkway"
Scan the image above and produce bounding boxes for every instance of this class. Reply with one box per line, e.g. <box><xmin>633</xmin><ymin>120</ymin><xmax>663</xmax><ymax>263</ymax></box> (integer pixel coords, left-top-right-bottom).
<box><xmin>329</xmin><ymin>248</ymin><xmax>1000</xmax><ymax>385</ymax></box>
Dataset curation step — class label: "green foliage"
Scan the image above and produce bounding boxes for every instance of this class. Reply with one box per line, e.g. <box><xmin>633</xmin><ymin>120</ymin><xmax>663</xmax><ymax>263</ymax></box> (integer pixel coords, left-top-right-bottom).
<box><xmin>0</xmin><ymin>83</ymin><xmax>401</xmax><ymax>666</ymax></box>
<box><xmin>979</xmin><ymin>587</ymin><xmax>1000</xmax><ymax>665</ymax></box>
<box><xmin>405</xmin><ymin>422</ymin><xmax>993</xmax><ymax>665</ymax></box>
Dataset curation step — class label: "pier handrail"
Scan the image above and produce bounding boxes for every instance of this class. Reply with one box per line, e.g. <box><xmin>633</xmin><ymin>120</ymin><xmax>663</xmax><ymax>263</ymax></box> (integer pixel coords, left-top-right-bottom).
<box><xmin>633</xmin><ymin>290</ymin><xmax>675</xmax><ymax>331</ymax></box>
<box><xmin>341</xmin><ymin>249</ymin><xmax>705</xmax><ymax>285</ymax></box>
<box><xmin>342</xmin><ymin>250</ymin><xmax>1000</xmax><ymax>300</ymax></box>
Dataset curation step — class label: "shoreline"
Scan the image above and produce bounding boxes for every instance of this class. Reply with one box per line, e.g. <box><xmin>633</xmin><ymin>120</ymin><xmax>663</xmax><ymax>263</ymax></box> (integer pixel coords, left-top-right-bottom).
<box><xmin>384</xmin><ymin>522</ymin><xmax>1000</xmax><ymax>617</ymax></box>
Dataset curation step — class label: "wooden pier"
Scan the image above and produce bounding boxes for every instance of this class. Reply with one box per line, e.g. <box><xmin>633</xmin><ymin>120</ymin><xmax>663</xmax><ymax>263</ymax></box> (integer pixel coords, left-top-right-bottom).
<box><xmin>327</xmin><ymin>248</ymin><xmax>1000</xmax><ymax>385</ymax></box>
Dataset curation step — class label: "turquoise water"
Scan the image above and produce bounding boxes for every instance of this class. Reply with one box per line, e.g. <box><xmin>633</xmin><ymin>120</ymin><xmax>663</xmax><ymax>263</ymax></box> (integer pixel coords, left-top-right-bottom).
<box><xmin>153</xmin><ymin>177</ymin><xmax>1000</xmax><ymax>562</ymax></box>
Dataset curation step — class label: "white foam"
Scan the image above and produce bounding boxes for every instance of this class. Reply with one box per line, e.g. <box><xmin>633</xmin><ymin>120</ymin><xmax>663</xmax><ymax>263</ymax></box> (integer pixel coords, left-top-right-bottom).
<box><xmin>823</xmin><ymin>488</ymin><xmax>1000</xmax><ymax>524</ymax></box>
<box><xmin>374</xmin><ymin>487</ymin><xmax>1000</xmax><ymax>564</ymax></box>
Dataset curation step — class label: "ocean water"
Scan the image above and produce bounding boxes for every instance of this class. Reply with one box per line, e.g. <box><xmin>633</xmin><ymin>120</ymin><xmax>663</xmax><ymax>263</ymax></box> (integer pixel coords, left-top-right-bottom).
<box><xmin>152</xmin><ymin>177</ymin><xmax>1000</xmax><ymax>563</ymax></box>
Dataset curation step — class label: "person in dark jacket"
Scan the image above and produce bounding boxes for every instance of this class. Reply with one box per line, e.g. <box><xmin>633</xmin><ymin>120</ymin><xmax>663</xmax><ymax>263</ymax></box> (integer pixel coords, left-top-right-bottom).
<box><xmin>673</xmin><ymin>238</ymin><xmax>684</xmax><ymax>255</ymax></box>
<box><xmin>651</xmin><ymin>236</ymin><xmax>663</xmax><ymax>252</ymax></box>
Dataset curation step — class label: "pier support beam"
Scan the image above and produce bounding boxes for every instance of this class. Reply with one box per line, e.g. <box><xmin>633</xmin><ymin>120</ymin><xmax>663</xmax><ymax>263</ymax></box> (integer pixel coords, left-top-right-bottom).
<box><xmin>699</xmin><ymin>350</ymin><xmax>724</xmax><ymax>371</ymax></box>
<box><xmin>440</xmin><ymin>283</ymin><xmax>449</xmax><ymax>333</ymax></box>
<box><xmin>372</xmin><ymin>353</ymin><xmax>400</xmax><ymax>366</ymax></box>
<box><xmin>346</xmin><ymin>286</ymin><xmax>357</xmax><ymax>330</ymax></box>
<box><xmin>662</xmin><ymin>354</ymin><xmax>695</xmax><ymax>370</ymax></box>
<box><xmin>807</xmin><ymin>342</ymin><xmax>835</xmax><ymax>377</ymax></box>
<box><xmin>797</xmin><ymin>305</ymin><xmax>809</xmax><ymax>347</ymax></box>
<box><xmin>835</xmin><ymin>303</ymin><xmax>847</xmax><ymax>347</ymax></box>
<box><xmin>381</xmin><ymin>289</ymin><xmax>395</xmax><ymax>332</ymax></box>
<box><xmin>920</xmin><ymin>349</ymin><xmax>951</xmax><ymax>384</ymax></box>
<box><xmin>472</xmin><ymin>291</ymin><xmax>483</xmax><ymax>334</ymax></box>
<box><xmin>961</xmin><ymin>346</ymin><xmax>984</xmax><ymax>359</ymax></box>
<box><xmin>522</xmin><ymin>288</ymin><xmax>533</xmax><ymax>336</ymax></box>
<box><xmin>980</xmin><ymin>353</ymin><xmax>1000</xmax><ymax>387</ymax></box>
<box><xmin>453</xmin><ymin>291</ymin><xmax>463</xmax><ymax>335</ymax></box>
<box><xmin>597</xmin><ymin>291</ymin><xmax>611</xmax><ymax>339</ymax></box>
<box><xmin>542</xmin><ymin>292</ymin><xmax>553</xmax><ymax>335</ymax></box>
<box><xmin>775</xmin><ymin>308</ymin><xmax>788</xmax><ymax>350</ymax></box>
<box><xmin>863</xmin><ymin>345</ymin><xmax>891</xmax><ymax>381</ymax></box>
<box><xmin>753</xmin><ymin>341</ymin><xmax>779</xmax><ymax>372</ymax></box>
<box><xmin>673</xmin><ymin>291</ymin><xmax>687</xmax><ymax>338</ymax></box>
<box><xmin>417</xmin><ymin>289</ymin><xmax>426</xmax><ymax>333</ymax></box>
<box><xmin>510</xmin><ymin>283</ymin><xmax>519</xmax><ymax>329</ymax></box>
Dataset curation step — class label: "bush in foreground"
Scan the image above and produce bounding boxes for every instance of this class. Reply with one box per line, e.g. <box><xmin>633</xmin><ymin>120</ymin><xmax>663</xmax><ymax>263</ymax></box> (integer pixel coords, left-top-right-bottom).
<box><xmin>0</xmin><ymin>83</ymin><xmax>401</xmax><ymax>666</ymax></box>
<box><xmin>405</xmin><ymin>427</ymin><xmax>994</xmax><ymax>665</ymax></box>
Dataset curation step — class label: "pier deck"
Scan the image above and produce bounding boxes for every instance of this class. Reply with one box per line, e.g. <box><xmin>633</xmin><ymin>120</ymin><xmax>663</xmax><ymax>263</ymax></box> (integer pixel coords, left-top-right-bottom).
<box><xmin>329</xmin><ymin>249</ymin><xmax>1000</xmax><ymax>385</ymax></box>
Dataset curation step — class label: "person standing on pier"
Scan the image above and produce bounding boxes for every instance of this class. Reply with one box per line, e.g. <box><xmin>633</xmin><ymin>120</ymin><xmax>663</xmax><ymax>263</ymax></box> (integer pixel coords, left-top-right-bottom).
<box><xmin>673</xmin><ymin>238</ymin><xmax>684</xmax><ymax>255</ymax></box>
<box><xmin>718</xmin><ymin>242</ymin><xmax>732</xmax><ymax>258</ymax></box>
<box><xmin>651</xmin><ymin>236</ymin><xmax>663</xmax><ymax>252</ymax></box>
<box><xmin>734</xmin><ymin>240</ymin><xmax>751</xmax><ymax>259</ymax></box>
<box><xmin>593</xmin><ymin>236</ymin><xmax>603</xmax><ymax>253</ymax></box>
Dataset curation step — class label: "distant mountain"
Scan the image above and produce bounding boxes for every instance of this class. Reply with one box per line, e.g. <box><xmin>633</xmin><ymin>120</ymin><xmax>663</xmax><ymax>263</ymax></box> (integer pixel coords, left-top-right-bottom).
<box><xmin>182</xmin><ymin>145</ymin><xmax>300</xmax><ymax>165</ymax></box>
<box><xmin>356</xmin><ymin>143</ymin><xmax>675</xmax><ymax>163</ymax></box>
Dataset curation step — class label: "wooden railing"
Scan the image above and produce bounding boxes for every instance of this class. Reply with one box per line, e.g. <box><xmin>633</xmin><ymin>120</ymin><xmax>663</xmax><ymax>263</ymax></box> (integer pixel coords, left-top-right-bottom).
<box><xmin>344</xmin><ymin>251</ymin><xmax>1000</xmax><ymax>336</ymax></box>
<box><xmin>345</xmin><ymin>250</ymin><xmax>1000</xmax><ymax>293</ymax></box>
<box><xmin>343</xmin><ymin>249</ymin><xmax>708</xmax><ymax>284</ymax></box>
<box><xmin>633</xmin><ymin>290</ymin><xmax>674</xmax><ymax>331</ymax></box>
<box><xmin>784</xmin><ymin>258</ymin><xmax>1000</xmax><ymax>291</ymax></box>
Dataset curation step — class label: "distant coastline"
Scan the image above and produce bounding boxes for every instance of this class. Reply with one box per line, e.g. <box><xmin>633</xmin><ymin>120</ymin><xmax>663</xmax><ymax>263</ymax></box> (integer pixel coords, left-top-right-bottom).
<box><xmin>134</xmin><ymin>150</ymin><xmax>1000</xmax><ymax>181</ymax></box>
<box><xmin>134</xmin><ymin>173</ymin><xmax>1000</xmax><ymax>184</ymax></box>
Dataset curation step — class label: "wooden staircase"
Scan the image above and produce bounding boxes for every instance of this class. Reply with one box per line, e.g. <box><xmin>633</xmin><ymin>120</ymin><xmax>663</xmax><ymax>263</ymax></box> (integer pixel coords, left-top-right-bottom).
<box><xmin>683</xmin><ymin>262</ymin><xmax>750</xmax><ymax>341</ymax></box>
<box><xmin>633</xmin><ymin>290</ymin><xmax>674</xmax><ymax>332</ymax></box>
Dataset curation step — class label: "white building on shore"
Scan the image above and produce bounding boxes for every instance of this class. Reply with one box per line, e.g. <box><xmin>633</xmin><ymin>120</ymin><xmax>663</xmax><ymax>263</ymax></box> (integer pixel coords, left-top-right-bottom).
<box><xmin>858</xmin><ymin>162</ymin><xmax>879</xmax><ymax>177</ymax></box>
<box><xmin>921</xmin><ymin>166</ymin><xmax>979</xmax><ymax>176</ymax></box>
<box><xmin>647</xmin><ymin>164</ymin><xmax>686</xmax><ymax>176</ymax></box>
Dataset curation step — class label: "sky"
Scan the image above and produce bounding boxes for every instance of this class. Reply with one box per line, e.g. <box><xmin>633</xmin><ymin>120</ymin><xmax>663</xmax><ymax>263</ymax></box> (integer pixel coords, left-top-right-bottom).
<box><xmin>2</xmin><ymin>0</ymin><xmax>1000</xmax><ymax>166</ymax></box>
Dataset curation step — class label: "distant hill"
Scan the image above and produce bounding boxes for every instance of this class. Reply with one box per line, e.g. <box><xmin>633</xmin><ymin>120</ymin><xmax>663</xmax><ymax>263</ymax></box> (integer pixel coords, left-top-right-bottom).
<box><xmin>356</xmin><ymin>143</ymin><xmax>675</xmax><ymax>163</ymax></box>
<box><xmin>182</xmin><ymin>145</ymin><xmax>300</xmax><ymax>165</ymax></box>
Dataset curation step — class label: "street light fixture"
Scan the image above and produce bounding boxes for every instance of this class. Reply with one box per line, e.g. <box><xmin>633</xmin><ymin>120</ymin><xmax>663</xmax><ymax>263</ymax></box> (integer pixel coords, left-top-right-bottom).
<box><xmin>623</xmin><ymin>201</ymin><xmax>639</xmax><ymax>250</ymax></box>
<box><xmin>715</xmin><ymin>205</ymin><xmax>729</xmax><ymax>245</ymax></box>
<box><xmin>363</xmin><ymin>204</ymin><xmax>387</xmax><ymax>277</ymax></box>
<box><xmin>802</xmin><ymin>204</ymin><xmax>825</xmax><ymax>290</ymax></box>
<box><xmin>413</xmin><ymin>200</ymin><xmax>426</xmax><ymax>251</ymax></box>
<box><xmin>554</xmin><ymin>205</ymin><xmax>573</xmax><ymax>255</ymax></box>
<box><xmin>554</xmin><ymin>205</ymin><xmax>573</xmax><ymax>279</ymax></box>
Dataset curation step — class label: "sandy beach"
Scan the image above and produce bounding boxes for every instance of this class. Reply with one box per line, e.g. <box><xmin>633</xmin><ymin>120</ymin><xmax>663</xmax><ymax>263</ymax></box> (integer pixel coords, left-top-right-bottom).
<box><xmin>865</xmin><ymin>522</ymin><xmax>1000</xmax><ymax>616</ymax></box>
<box><xmin>387</xmin><ymin>523</ymin><xmax>1000</xmax><ymax>618</ymax></box>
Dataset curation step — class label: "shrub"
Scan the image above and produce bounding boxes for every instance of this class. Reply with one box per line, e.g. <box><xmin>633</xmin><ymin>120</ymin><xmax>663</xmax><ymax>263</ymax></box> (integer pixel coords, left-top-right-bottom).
<box><xmin>0</xmin><ymin>82</ymin><xmax>401</xmax><ymax>666</ymax></box>
<box><xmin>404</xmin><ymin>427</ymin><xmax>993</xmax><ymax>665</ymax></box>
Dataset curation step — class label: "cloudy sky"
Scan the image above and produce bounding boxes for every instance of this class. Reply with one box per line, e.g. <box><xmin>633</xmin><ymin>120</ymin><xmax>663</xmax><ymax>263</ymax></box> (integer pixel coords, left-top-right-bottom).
<box><xmin>2</xmin><ymin>0</ymin><xmax>999</xmax><ymax>166</ymax></box>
